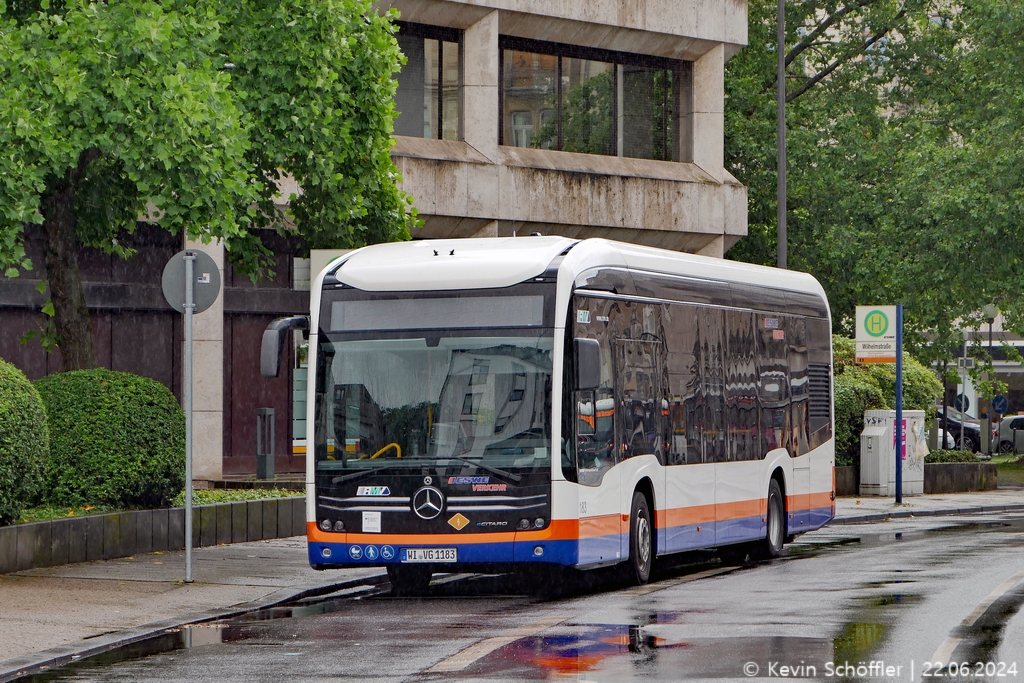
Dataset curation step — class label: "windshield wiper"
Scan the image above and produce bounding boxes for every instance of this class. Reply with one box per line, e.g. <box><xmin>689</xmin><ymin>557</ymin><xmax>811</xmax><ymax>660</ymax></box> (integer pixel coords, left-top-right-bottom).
<box><xmin>331</xmin><ymin>462</ymin><xmax>423</xmax><ymax>486</ymax></box>
<box><xmin>442</xmin><ymin>456</ymin><xmax>522</xmax><ymax>483</ymax></box>
<box><xmin>330</xmin><ymin>456</ymin><xmax>522</xmax><ymax>485</ymax></box>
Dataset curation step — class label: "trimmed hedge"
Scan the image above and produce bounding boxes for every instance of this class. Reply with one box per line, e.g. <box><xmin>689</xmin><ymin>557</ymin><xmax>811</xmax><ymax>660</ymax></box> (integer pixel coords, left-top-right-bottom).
<box><xmin>925</xmin><ymin>450</ymin><xmax>979</xmax><ymax>464</ymax></box>
<box><xmin>35</xmin><ymin>369</ymin><xmax>185</xmax><ymax>508</ymax></box>
<box><xmin>0</xmin><ymin>358</ymin><xmax>48</xmax><ymax>525</ymax></box>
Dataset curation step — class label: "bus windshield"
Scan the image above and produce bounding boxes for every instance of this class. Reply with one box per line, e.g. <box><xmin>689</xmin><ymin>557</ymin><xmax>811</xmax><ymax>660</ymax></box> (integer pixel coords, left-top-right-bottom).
<box><xmin>314</xmin><ymin>332</ymin><xmax>553</xmax><ymax>473</ymax></box>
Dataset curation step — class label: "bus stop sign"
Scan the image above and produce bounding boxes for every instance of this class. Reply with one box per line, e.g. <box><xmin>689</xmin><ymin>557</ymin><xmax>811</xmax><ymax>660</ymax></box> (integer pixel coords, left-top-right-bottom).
<box><xmin>161</xmin><ymin>249</ymin><xmax>221</xmax><ymax>313</ymax></box>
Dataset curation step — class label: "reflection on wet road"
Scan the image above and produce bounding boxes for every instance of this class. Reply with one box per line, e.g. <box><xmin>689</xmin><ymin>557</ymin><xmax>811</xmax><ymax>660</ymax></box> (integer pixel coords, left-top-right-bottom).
<box><xmin>22</xmin><ymin>514</ymin><xmax>1024</xmax><ymax>682</ymax></box>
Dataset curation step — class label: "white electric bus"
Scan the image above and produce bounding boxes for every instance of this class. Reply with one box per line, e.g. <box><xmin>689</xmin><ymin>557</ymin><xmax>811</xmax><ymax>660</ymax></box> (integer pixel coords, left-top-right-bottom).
<box><xmin>261</xmin><ymin>237</ymin><xmax>835</xmax><ymax>593</ymax></box>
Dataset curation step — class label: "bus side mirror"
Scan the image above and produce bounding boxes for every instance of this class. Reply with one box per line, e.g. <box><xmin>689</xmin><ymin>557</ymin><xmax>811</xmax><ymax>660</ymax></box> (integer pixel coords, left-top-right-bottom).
<box><xmin>261</xmin><ymin>316</ymin><xmax>310</xmax><ymax>378</ymax></box>
<box><xmin>575</xmin><ymin>338</ymin><xmax>601</xmax><ymax>391</ymax></box>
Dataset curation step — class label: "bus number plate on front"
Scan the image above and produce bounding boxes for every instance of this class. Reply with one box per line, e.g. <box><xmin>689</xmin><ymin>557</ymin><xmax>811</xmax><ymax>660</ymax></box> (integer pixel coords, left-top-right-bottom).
<box><xmin>401</xmin><ymin>548</ymin><xmax>457</xmax><ymax>563</ymax></box>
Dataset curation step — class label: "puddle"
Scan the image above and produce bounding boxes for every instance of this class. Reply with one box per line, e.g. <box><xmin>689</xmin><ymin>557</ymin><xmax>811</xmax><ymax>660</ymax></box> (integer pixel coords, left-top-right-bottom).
<box><xmin>460</xmin><ymin>625</ymin><xmax>834</xmax><ymax>680</ymax></box>
<box><xmin>852</xmin><ymin>593</ymin><xmax>923</xmax><ymax>608</ymax></box>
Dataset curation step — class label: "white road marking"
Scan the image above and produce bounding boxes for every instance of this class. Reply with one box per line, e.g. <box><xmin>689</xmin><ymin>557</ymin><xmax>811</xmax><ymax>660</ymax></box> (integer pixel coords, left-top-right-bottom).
<box><xmin>929</xmin><ymin>569</ymin><xmax>1024</xmax><ymax>664</ymax></box>
<box><xmin>623</xmin><ymin>565</ymin><xmax>738</xmax><ymax>596</ymax></box>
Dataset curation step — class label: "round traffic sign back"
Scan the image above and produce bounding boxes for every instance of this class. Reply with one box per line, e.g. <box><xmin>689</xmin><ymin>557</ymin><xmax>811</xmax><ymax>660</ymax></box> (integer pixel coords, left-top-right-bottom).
<box><xmin>161</xmin><ymin>249</ymin><xmax>221</xmax><ymax>314</ymax></box>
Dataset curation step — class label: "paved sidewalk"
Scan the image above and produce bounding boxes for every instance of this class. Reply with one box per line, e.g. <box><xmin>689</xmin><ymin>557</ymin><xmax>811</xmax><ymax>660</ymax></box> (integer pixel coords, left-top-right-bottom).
<box><xmin>834</xmin><ymin>488</ymin><xmax>1024</xmax><ymax>524</ymax></box>
<box><xmin>3</xmin><ymin>489</ymin><xmax>1024</xmax><ymax>681</ymax></box>
<box><xmin>0</xmin><ymin>537</ymin><xmax>385</xmax><ymax>681</ymax></box>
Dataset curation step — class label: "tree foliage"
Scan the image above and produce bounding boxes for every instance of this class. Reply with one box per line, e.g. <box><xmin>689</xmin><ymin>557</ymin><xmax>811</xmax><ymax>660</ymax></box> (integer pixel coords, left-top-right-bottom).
<box><xmin>726</xmin><ymin>0</ymin><xmax>1024</xmax><ymax>367</ymax></box>
<box><xmin>0</xmin><ymin>0</ymin><xmax>414</xmax><ymax>368</ymax></box>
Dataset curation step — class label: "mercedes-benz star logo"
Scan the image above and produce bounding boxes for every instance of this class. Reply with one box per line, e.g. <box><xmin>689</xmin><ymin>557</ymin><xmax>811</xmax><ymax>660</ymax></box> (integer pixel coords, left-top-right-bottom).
<box><xmin>412</xmin><ymin>486</ymin><xmax>444</xmax><ymax>520</ymax></box>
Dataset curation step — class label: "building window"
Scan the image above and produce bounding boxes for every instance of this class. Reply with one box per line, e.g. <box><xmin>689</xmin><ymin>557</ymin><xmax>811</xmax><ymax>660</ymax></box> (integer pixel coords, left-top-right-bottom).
<box><xmin>394</xmin><ymin>22</ymin><xmax>461</xmax><ymax>140</ymax></box>
<box><xmin>511</xmin><ymin>111</ymin><xmax>533</xmax><ymax>147</ymax></box>
<box><xmin>500</xmin><ymin>37</ymin><xmax>690</xmax><ymax>161</ymax></box>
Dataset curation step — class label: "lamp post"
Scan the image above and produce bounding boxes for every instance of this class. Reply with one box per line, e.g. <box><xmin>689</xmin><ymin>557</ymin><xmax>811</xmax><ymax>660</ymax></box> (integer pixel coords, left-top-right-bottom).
<box><xmin>983</xmin><ymin>303</ymin><xmax>998</xmax><ymax>453</ymax></box>
<box><xmin>777</xmin><ymin>0</ymin><xmax>786</xmax><ymax>270</ymax></box>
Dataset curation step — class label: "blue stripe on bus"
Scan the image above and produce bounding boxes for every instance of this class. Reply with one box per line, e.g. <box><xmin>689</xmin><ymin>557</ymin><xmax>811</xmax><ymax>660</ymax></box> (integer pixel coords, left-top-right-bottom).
<box><xmin>577</xmin><ymin>533</ymin><xmax>624</xmax><ymax>567</ymax></box>
<box><xmin>308</xmin><ymin>539</ymin><xmax>579</xmax><ymax>568</ymax></box>
<box><xmin>308</xmin><ymin>508</ymin><xmax>836</xmax><ymax>569</ymax></box>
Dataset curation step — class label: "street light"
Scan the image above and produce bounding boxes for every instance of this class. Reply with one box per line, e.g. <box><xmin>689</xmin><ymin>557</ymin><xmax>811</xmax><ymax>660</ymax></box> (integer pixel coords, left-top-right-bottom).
<box><xmin>777</xmin><ymin>0</ymin><xmax>786</xmax><ymax>270</ymax></box>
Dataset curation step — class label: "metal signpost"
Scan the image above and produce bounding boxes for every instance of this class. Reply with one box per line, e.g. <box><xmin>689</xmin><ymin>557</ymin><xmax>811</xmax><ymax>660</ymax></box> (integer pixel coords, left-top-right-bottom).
<box><xmin>856</xmin><ymin>305</ymin><xmax>903</xmax><ymax>503</ymax></box>
<box><xmin>161</xmin><ymin>249</ymin><xmax>221</xmax><ymax>583</ymax></box>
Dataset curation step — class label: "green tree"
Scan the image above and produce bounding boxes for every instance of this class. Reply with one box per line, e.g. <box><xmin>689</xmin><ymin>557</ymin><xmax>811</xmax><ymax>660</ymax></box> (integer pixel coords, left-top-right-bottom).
<box><xmin>726</xmin><ymin>0</ymin><xmax>1024</xmax><ymax>364</ymax></box>
<box><xmin>0</xmin><ymin>0</ymin><xmax>415</xmax><ymax>370</ymax></box>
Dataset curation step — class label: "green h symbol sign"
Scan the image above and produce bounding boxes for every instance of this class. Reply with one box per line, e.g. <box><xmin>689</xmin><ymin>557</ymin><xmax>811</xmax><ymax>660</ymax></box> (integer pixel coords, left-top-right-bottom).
<box><xmin>865</xmin><ymin>310</ymin><xmax>888</xmax><ymax>337</ymax></box>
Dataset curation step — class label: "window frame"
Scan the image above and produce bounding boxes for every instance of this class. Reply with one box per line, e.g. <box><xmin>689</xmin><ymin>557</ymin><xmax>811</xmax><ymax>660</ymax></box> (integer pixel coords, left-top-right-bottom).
<box><xmin>394</xmin><ymin>21</ymin><xmax>463</xmax><ymax>141</ymax></box>
<box><xmin>498</xmin><ymin>35</ymin><xmax>687</xmax><ymax>160</ymax></box>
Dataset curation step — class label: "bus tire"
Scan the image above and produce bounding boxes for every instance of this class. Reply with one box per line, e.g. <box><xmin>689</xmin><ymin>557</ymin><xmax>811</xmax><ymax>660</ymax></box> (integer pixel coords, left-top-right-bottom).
<box><xmin>387</xmin><ymin>564</ymin><xmax>432</xmax><ymax>597</ymax></box>
<box><xmin>757</xmin><ymin>479</ymin><xmax>785</xmax><ymax>559</ymax></box>
<box><xmin>624</xmin><ymin>491</ymin><xmax>653</xmax><ymax>585</ymax></box>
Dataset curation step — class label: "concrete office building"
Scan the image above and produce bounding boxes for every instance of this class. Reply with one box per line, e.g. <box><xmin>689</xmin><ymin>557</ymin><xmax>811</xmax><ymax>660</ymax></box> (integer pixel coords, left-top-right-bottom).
<box><xmin>385</xmin><ymin>0</ymin><xmax>748</xmax><ymax>256</ymax></box>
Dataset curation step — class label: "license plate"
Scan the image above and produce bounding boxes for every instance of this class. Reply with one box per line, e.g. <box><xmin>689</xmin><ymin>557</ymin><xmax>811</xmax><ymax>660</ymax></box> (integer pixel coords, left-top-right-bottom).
<box><xmin>401</xmin><ymin>548</ymin><xmax>457</xmax><ymax>563</ymax></box>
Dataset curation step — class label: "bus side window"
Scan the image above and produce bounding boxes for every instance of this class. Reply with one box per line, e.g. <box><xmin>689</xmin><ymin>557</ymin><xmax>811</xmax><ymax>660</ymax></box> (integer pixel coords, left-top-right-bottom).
<box><xmin>757</xmin><ymin>314</ymin><xmax>790</xmax><ymax>455</ymax></box>
<box><xmin>725</xmin><ymin>310</ymin><xmax>759</xmax><ymax>461</ymax></box>
<box><xmin>614</xmin><ymin>337</ymin><xmax>661</xmax><ymax>460</ymax></box>
<box><xmin>701</xmin><ymin>308</ymin><xmax>726</xmax><ymax>463</ymax></box>
<box><xmin>788</xmin><ymin>317</ymin><xmax>811</xmax><ymax>457</ymax></box>
<box><xmin>664</xmin><ymin>303</ymin><xmax>701</xmax><ymax>464</ymax></box>
<box><xmin>573</xmin><ymin>295</ymin><xmax>617</xmax><ymax>486</ymax></box>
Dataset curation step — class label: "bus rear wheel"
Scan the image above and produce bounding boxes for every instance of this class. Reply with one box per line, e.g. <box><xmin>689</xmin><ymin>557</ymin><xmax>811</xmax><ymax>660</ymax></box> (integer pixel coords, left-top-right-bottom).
<box><xmin>757</xmin><ymin>479</ymin><xmax>785</xmax><ymax>559</ymax></box>
<box><xmin>387</xmin><ymin>565</ymin><xmax>432</xmax><ymax>597</ymax></box>
<box><xmin>624</xmin><ymin>491</ymin><xmax>653</xmax><ymax>585</ymax></box>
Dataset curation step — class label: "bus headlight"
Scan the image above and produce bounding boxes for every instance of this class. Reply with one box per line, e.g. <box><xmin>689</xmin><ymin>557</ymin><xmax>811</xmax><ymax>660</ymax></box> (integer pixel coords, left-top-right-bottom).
<box><xmin>534</xmin><ymin>518</ymin><xmax>545</xmax><ymax>529</ymax></box>
<box><xmin>518</xmin><ymin>519</ymin><xmax>531</xmax><ymax>530</ymax></box>
<box><xmin>319</xmin><ymin>519</ymin><xmax>332</xmax><ymax>531</ymax></box>
<box><xmin>333</xmin><ymin>520</ymin><xmax>345</xmax><ymax>532</ymax></box>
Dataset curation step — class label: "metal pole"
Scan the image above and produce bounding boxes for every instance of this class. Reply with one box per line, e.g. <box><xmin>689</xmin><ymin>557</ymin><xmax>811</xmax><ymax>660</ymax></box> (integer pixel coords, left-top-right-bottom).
<box><xmin>989</xmin><ymin>319</ymin><xmax>994</xmax><ymax>454</ymax></box>
<box><xmin>895</xmin><ymin>304</ymin><xmax>903</xmax><ymax>504</ymax></box>
<box><xmin>184</xmin><ymin>252</ymin><xmax>195</xmax><ymax>583</ymax></box>
<box><xmin>961</xmin><ymin>338</ymin><xmax>968</xmax><ymax>421</ymax></box>
<box><xmin>777</xmin><ymin>0</ymin><xmax>787</xmax><ymax>269</ymax></box>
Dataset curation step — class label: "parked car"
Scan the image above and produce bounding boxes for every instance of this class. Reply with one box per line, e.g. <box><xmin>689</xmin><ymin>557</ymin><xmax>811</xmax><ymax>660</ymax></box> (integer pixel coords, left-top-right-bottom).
<box><xmin>997</xmin><ymin>415</ymin><xmax>1024</xmax><ymax>453</ymax></box>
<box><xmin>936</xmin><ymin>407</ymin><xmax>982</xmax><ymax>452</ymax></box>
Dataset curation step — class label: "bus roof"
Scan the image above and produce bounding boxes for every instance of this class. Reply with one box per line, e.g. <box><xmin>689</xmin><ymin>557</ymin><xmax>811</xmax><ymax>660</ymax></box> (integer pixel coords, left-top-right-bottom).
<box><xmin>327</xmin><ymin>236</ymin><xmax>825</xmax><ymax>302</ymax></box>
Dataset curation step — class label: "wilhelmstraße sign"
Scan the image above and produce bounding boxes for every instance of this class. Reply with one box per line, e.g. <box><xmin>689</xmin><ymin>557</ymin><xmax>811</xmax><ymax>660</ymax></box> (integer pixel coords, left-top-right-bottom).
<box><xmin>856</xmin><ymin>305</ymin><xmax>898</xmax><ymax>363</ymax></box>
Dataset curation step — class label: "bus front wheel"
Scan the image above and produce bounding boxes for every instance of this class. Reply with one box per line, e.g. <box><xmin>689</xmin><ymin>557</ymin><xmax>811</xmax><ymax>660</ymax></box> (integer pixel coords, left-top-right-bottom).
<box><xmin>757</xmin><ymin>479</ymin><xmax>785</xmax><ymax>559</ymax></box>
<box><xmin>624</xmin><ymin>491</ymin><xmax>653</xmax><ymax>585</ymax></box>
<box><xmin>387</xmin><ymin>564</ymin><xmax>432</xmax><ymax>597</ymax></box>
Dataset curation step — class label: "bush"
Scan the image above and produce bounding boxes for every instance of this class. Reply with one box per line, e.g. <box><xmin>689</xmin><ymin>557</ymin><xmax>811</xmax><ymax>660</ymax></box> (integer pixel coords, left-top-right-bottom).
<box><xmin>832</xmin><ymin>335</ymin><xmax>944</xmax><ymax>465</ymax></box>
<box><xmin>35</xmin><ymin>369</ymin><xmax>185</xmax><ymax>508</ymax></box>
<box><xmin>834</xmin><ymin>371</ymin><xmax>885</xmax><ymax>465</ymax></box>
<box><xmin>925</xmin><ymin>450</ymin><xmax>979</xmax><ymax>464</ymax></box>
<box><xmin>0</xmin><ymin>358</ymin><xmax>48</xmax><ymax>525</ymax></box>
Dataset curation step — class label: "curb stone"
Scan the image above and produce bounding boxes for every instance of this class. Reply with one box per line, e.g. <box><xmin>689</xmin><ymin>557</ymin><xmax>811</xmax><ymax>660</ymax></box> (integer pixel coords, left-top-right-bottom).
<box><xmin>830</xmin><ymin>502</ymin><xmax>1024</xmax><ymax>525</ymax></box>
<box><xmin>0</xmin><ymin>570</ymin><xmax>388</xmax><ymax>683</ymax></box>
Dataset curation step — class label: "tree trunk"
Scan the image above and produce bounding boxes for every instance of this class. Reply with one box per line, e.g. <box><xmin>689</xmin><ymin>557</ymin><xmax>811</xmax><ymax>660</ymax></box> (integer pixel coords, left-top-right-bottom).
<box><xmin>41</xmin><ymin>150</ymin><xmax>100</xmax><ymax>371</ymax></box>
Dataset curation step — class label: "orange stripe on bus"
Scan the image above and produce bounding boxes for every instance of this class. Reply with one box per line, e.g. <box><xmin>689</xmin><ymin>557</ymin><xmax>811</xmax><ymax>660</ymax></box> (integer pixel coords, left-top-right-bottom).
<box><xmin>579</xmin><ymin>514</ymin><xmax>621</xmax><ymax>539</ymax></box>
<box><xmin>307</xmin><ymin>519</ymin><xmax>583</xmax><ymax>545</ymax></box>
<box><xmin>306</xmin><ymin>491</ymin><xmax>836</xmax><ymax>545</ymax></box>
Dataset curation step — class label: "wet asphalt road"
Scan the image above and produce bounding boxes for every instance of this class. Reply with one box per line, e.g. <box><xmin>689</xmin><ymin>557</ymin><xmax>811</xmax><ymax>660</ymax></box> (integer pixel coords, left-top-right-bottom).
<box><xmin>34</xmin><ymin>513</ymin><xmax>1024</xmax><ymax>682</ymax></box>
